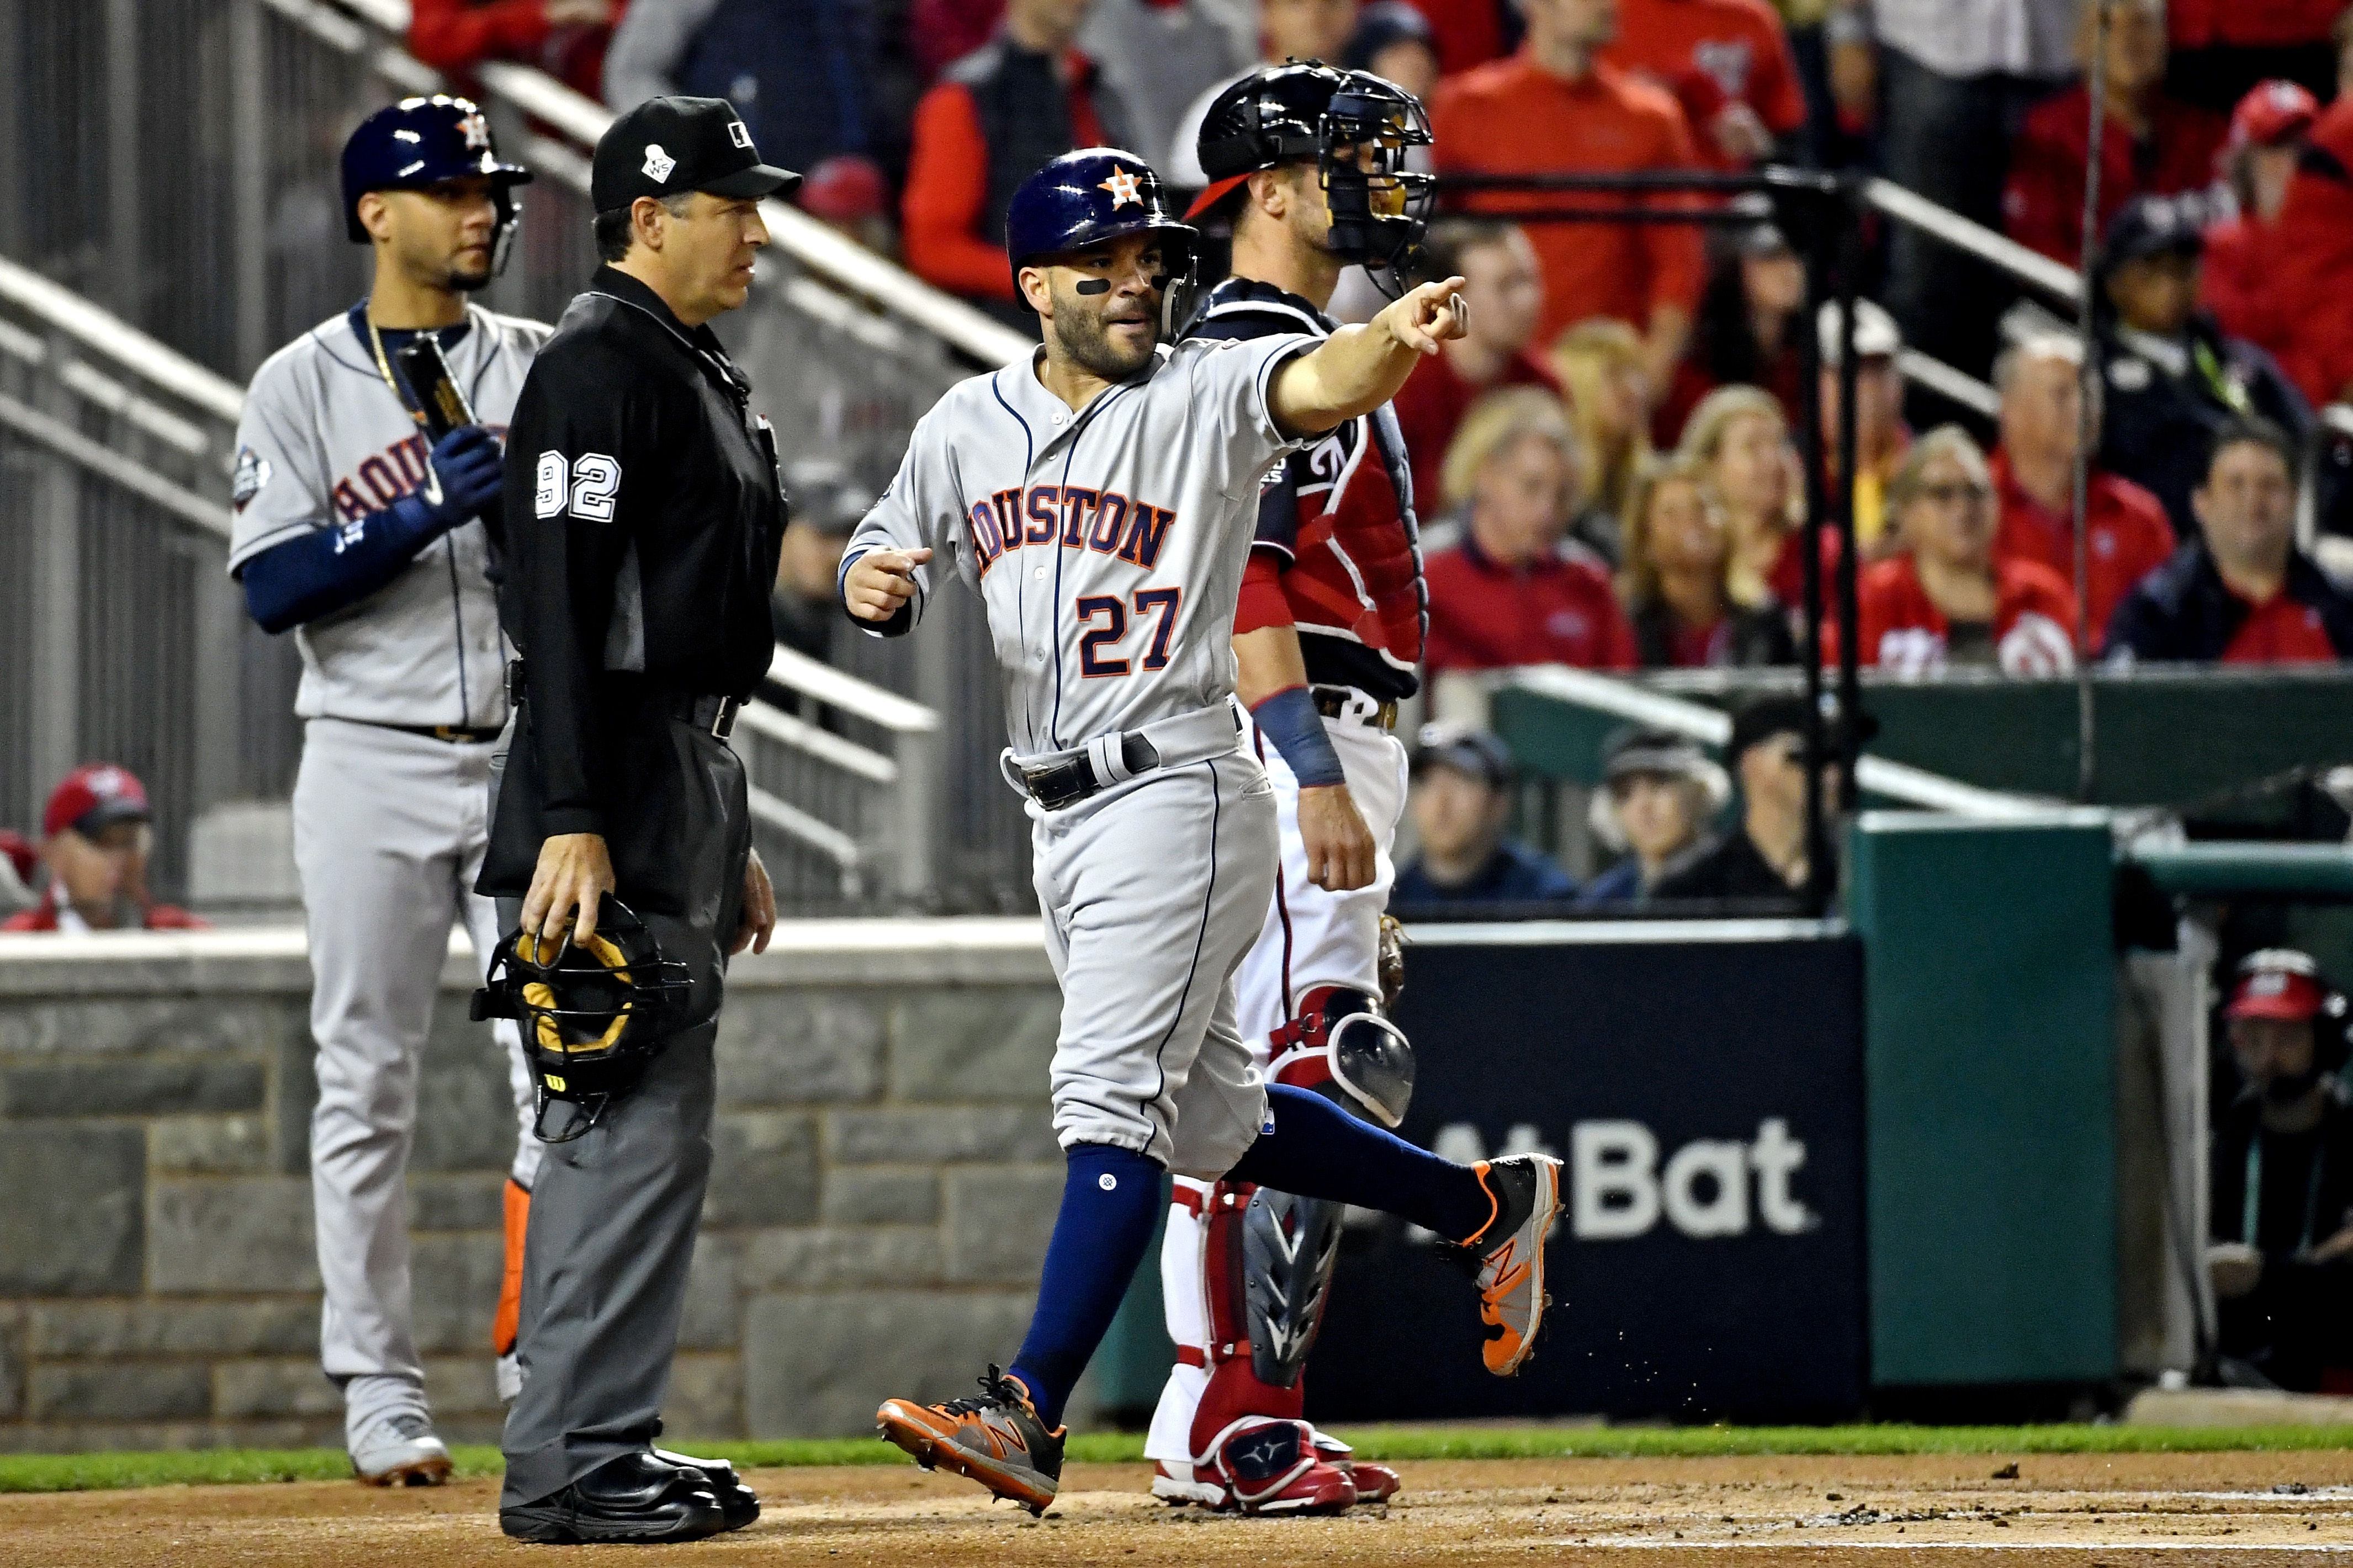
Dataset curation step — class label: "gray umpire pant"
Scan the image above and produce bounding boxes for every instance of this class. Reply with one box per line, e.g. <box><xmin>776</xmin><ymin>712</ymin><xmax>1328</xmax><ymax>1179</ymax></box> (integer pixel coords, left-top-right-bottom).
<box><xmin>496</xmin><ymin>719</ymin><xmax>750</xmax><ymax>1508</ymax></box>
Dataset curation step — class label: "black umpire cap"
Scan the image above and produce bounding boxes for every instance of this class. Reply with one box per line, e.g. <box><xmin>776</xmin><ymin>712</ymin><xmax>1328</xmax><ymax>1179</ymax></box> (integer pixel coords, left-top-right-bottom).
<box><xmin>591</xmin><ymin>96</ymin><xmax>801</xmax><ymax>213</ymax></box>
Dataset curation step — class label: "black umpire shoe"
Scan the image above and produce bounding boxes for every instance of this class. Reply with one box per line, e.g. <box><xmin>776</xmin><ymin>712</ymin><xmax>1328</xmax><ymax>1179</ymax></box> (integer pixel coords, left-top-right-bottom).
<box><xmin>499</xmin><ymin>1451</ymin><xmax>728</xmax><ymax>1545</ymax></box>
<box><xmin>654</xmin><ymin>1447</ymin><xmax>761</xmax><ymax>1531</ymax></box>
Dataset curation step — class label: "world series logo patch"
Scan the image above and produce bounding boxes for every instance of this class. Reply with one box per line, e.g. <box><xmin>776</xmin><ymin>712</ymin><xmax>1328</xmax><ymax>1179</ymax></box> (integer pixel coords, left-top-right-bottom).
<box><xmin>232</xmin><ymin>445</ymin><xmax>273</xmax><ymax>513</ymax></box>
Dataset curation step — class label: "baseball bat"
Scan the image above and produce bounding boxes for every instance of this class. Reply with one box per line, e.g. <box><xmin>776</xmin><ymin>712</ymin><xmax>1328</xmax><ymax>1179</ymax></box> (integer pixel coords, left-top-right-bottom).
<box><xmin>394</xmin><ymin>334</ymin><xmax>508</xmax><ymax>565</ymax></box>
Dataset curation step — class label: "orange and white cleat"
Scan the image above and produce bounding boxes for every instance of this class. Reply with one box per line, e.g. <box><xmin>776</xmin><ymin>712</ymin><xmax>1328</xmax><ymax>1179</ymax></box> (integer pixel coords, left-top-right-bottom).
<box><xmin>877</xmin><ymin>1365</ymin><xmax>1065</xmax><ymax>1515</ymax></box>
<box><xmin>1449</xmin><ymin>1154</ymin><xmax>1563</xmax><ymax>1376</ymax></box>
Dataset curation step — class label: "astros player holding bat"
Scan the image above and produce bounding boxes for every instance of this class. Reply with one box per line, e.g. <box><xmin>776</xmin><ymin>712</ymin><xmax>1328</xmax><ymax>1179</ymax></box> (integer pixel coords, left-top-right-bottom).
<box><xmin>845</xmin><ymin>146</ymin><xmax>1564</xmax><ymax>1515</ymax></box>
<box><xmin>228</xmin><ymin>97</ymin><xmax>545</xmax><ymax>1484</ymax></box>
<box><xmin>1142</xmin><ymin>62</ymin><xmax>1435</xmax><ymax>1516</ymax></box>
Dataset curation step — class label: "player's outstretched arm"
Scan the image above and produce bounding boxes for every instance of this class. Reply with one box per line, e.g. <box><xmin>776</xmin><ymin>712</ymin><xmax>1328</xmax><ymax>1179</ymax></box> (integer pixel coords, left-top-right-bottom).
<box><xmin>1267</xmin><ymin>277</ymin><xmax>1469</xmax><ymax>438</ymax></box>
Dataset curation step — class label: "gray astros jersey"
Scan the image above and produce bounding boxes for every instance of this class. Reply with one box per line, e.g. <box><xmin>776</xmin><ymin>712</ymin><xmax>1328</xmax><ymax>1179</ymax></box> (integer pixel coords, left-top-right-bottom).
<box><xmin>227</xmin><ymin>305</ymin><xmax>551</xmax><ymax>727</ymax></box>
<box><xmin>846</xmin><ymin>333</ymin><xmax>1315</xmax><ymax>756</ymax></box>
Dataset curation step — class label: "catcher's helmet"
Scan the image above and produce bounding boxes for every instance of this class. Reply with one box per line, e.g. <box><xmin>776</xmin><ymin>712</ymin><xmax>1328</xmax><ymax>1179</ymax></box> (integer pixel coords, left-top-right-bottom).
<box><xmin>1190</xmin><ymin>61</ymin><xmax>1435</xmax><ymax>293</ymax></box>
<box><xmin>342</xmin><ymin>95</ymin><xmax>533</xmax><ymax>274</ymax></box>
<box><xmin>1004</xmin><ymin>148</ymin><xmax>1200</xmax><ymax>333</ymax></box>
<box><xmin>473</xmin><ymin>898</ymin><xmax>692</xmax><ymax>1142</ymax></box>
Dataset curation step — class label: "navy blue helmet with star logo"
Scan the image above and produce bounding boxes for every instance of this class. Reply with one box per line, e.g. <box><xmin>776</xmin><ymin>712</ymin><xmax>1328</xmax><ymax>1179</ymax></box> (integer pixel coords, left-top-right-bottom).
<box><xmin>341</xmin><ymin>94</ymin><xmax>533</xmax><ymax>268</ymax></box>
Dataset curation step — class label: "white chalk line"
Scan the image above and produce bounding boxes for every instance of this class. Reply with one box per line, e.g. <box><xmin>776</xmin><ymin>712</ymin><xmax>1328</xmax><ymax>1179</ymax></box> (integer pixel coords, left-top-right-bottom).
<box><xmin>1553</xmin><ymin>1541</ymin><xmax>2353</xmax><ymax>1553</ymax></box>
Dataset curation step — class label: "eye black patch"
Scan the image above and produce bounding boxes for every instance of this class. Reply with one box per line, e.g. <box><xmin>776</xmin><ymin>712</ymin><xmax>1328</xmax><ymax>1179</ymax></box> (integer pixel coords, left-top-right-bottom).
<box><xmin>1074</xmin><ymin>279</ymin><xmax>1111</xmax><ymax>295</ymax></box>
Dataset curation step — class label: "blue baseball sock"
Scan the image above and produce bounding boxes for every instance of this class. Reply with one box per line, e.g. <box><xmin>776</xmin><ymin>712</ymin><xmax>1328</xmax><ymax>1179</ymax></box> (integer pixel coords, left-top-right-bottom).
<box><xmin>1006</xmin><ymin>1143</ymin><xmax>1164</xmax><ymax>1429</ymax></box>
<box><xmin>1224</xmin><ymin>1083</ymin><xmax>1493</xmax><ymax>1242</ymax></box>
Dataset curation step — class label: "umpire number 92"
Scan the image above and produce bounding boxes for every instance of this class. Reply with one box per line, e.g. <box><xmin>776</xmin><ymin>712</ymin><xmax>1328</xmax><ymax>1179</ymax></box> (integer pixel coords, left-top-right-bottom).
<box><xmin>534</xmin><ymin>450</ymin><xmax>622</xmax><ymax>521</ymax></box>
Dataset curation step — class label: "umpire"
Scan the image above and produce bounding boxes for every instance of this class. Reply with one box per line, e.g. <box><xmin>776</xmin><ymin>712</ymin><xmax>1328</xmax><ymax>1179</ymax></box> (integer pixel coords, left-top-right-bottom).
<box><xmin>483</xmin><ymin>97</ymin><xmax>791</xmax><ymax>1545</ymax></box>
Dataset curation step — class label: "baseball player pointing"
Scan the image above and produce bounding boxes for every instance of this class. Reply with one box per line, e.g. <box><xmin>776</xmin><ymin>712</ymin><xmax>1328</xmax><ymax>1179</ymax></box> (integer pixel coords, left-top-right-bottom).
<box><xmin>1144</xmin><ymin>62</ymin><xmax>1436</xmax><ymax>1515</ymax></box>
<box><xmin>848</xmin><ymin>148</ymin><xmax>1564</xmax><ymax>1516</ymax></box>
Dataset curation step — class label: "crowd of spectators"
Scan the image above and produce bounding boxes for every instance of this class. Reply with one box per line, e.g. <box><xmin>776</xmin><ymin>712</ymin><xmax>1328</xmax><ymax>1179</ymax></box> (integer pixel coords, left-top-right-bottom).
<box><xmin>402</xmin><ymin>0</ymin><xmax>2353</xmax><ymax>687</ymax></box>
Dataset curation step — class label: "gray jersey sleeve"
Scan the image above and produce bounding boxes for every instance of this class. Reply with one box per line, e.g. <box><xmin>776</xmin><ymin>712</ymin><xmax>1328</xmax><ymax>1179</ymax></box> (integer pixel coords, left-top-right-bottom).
<box><xmin>840</xmin><ymin>402</ymin><xmax>971</xmax><ymax>634</ymax></box>
<box><xmin>227</xmin><ymin>354</ymin><xmax>333</xmax><ymax>574</ymax></box>
<box><xmin>1184</xmin><ymin>331</ymin><xmax>1318</xmax><ymax>506</ymax></box>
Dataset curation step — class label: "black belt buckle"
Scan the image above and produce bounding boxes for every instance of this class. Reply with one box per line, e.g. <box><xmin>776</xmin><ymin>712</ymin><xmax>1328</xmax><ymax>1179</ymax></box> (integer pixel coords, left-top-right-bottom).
<box><xmin>506</xmin><ymin>660</ymin><xmax>527</xmax><ymax>707</ymax></box>
<box><xmin>1023</xmin><ymin>757</ymin><xmax>1094</xmax><ymax>811</ymax></box>
<box><xmin>709</xmin><ymin>697</ymin><xmax>739</xmax><ymax>740</ymax></box>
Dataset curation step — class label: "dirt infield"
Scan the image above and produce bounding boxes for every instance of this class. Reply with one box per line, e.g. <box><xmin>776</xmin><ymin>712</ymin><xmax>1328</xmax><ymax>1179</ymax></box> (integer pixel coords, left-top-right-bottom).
<box><xmin>8</xmin><ymin>1452</ymin><xmax>2353</xmax><ymax>1566</ymax></box>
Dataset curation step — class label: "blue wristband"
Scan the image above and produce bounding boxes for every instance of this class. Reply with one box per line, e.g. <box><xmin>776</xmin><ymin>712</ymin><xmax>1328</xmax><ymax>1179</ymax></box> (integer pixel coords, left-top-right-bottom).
<box><xmin>1250</xmin><ymin>685</ymin><xmax>1346</xmax><ymax>788</ymax></box>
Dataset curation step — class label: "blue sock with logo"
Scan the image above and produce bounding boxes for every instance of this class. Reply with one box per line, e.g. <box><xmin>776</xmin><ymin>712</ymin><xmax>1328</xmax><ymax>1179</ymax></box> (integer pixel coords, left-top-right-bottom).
<box><xmin>1006</xmin><ymin>1142</ymin><xmax>1164</xmax><ymax>1429</ymax></box>
<box><xmin>1225</xmin><ymin>1083</ymin><xmax>1493</xmax><ymax>1242</ymax></box>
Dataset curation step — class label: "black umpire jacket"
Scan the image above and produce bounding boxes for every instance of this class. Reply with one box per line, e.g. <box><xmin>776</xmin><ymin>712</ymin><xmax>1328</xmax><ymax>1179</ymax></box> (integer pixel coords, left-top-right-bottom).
<box><xmin>480</xmin><ymin>265</ymin><xmax>787</xmax><ymax>904</ymax></box>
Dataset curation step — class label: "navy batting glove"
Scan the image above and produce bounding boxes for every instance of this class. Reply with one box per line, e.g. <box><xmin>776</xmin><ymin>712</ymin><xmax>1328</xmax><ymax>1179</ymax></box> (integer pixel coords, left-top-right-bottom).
<box><xmin>428</xmin><ymin>424</ymin><xmax>504</xmax><ymax>522</ymax></box>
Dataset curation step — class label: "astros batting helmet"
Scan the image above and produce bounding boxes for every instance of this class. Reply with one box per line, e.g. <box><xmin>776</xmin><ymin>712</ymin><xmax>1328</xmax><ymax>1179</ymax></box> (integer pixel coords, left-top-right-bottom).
<box><xmin>1004</xmin><ymin>148</ymin><xmax>1200</xmax><ymax>333</ymax></box>
<box><xmin>472</xmin><ymin>898</ymin><xmax>692</xmax><ymax>1142</ymax></box>
<box><xmin>1190</xmin><ymin>62</ymin><xmax>1435</xmax><ymax>293</ymax></box>
<box><xmin>342</xmin><ymin>95</ymin><xmax>533</xmax><ymax>274</ymax></box>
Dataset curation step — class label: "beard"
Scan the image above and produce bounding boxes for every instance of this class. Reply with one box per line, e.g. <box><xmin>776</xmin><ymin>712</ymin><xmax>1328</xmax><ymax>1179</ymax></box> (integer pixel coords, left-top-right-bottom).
<box><xmin>446</xmin><ymin>253</ymin><xmax>494</xmax><ymax>293</ymax></box>
<box><xmin>1051</xmin><ymin>284</ymin><xmax>1160</xmax><ymax>381</ymax></box>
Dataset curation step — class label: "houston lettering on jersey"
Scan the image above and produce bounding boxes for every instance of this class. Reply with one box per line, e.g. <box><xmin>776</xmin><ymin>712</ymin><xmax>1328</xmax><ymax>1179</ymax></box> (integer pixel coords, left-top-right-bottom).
<box><xmin>967</xmin><ymin>483</ymin><xmax>1179</xmax><ymax>576</ymax></box>
<box><xmin>326</xmin><ymin>425</ymin><xmax>510</xmax><ymax>525</ymax></box>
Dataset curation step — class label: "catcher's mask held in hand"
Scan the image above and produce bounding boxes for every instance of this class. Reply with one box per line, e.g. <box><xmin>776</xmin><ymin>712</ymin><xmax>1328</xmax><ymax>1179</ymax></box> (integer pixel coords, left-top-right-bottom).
<box><xmin>472</xmin><ymin>896</ymin><xmax>692</xmax><ymax>1142</ymax></box>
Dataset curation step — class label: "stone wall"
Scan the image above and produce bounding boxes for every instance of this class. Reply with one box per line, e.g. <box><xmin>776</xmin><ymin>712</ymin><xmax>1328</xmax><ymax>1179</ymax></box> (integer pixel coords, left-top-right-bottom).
<box><xmin>0</xmin><ymin>921</ymin><xmax>1082</xmax><ymax>1453</ymax></box>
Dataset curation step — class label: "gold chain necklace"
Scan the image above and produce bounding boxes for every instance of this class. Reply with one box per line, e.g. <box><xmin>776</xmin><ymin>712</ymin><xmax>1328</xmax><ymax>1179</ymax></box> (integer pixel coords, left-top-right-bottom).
<box><xmin>364</xmin><ymin>307</ymin><xmax>435</xmax><ymax>430</ymax></box>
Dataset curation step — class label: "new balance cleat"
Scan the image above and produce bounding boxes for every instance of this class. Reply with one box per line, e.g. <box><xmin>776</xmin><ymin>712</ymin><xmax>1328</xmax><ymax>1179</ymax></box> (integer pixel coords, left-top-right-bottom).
<box><xmin>876</xmin><ymin>1365</ymin><xmax>1064</xmax><ymax>1514</ymax></box>
<box><xmin>1447</xmin><ymin>1153</ymin><xmax>1562</xmax><ymax>1375</ymax></box>
<box><xmin>349</xmin><ymin>1411</ymin><xmax>452</xmax><ymax>1486</ymax></box>
<box><xmin>1149</xmin><ymin>1418</ymin><xmax>1356</xmax><ymax>1514</ymax></box>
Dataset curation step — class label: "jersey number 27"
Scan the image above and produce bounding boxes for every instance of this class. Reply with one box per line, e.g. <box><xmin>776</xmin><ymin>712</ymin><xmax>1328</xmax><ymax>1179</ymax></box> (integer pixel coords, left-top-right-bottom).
<box><xmin>1077</xmin><ymin>589</ymin><xmax>1180</xmax><ymax>678</ymax></box>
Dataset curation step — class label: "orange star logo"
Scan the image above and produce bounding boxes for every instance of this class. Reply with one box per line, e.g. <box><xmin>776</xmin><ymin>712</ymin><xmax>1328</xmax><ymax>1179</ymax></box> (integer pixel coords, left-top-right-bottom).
<box><xmin>1098</xmin><ymin>168</ymin><xmax>1144</xmax><ymax>209</ymax></box>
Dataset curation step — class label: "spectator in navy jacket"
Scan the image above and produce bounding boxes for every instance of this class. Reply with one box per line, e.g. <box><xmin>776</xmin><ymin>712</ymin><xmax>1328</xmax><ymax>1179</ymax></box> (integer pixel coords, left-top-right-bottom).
<box><xmin>1652</xmin><ymin>695</ymin><xmax>1833</xmax><ymax>905</ymax></box>
<box><xmin>1576</xmin><ymin>726</ymin><xmax>1729</xmax><ymax>906</ymax></box>
<box><xmin>605</xmin><ymin>0</ymin><xmax>903</xmax><ymax>190</ymax></box>
<box><xmin>2107</xmin><ymin>418</ymin><xmax>2353</xmax><ymax>664</ymax></box>
<box><xmin>1391</xmin><ymin>725</ymin><xmax>1578</xmax><ymax>906</ymax></box>
<box><xmin>2094</xmin><ymin>193</ymin><xmax>2312</xmax><ymax>539</ymax></box>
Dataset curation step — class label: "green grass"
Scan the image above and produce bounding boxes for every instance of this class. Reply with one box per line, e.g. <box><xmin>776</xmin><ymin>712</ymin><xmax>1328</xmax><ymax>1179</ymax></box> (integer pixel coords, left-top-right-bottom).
<box><xmin>6</xmin><ymin>1425</ymin><xmax>2352</xmax><ymax>1495</ymax></box>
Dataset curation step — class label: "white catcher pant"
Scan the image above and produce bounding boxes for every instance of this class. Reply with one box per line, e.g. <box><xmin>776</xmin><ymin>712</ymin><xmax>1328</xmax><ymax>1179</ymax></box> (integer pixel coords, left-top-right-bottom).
<box><xmin>1146</xmin><ymin>710</ymin><xmax>1408</xmax><ymax>1466</ymax></box>
<box><xmin>293</xmin><ymin>717</ymin><xmax>538</xmax><ymax>1443</ymax></box>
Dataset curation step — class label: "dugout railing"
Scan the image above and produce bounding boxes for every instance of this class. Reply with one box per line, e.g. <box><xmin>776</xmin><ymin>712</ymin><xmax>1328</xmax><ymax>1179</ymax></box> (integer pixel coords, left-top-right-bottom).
<box><xmin>0</xmin><ymin>0</ymin><xmax>1038</xmax><ymax>915</ymax></box>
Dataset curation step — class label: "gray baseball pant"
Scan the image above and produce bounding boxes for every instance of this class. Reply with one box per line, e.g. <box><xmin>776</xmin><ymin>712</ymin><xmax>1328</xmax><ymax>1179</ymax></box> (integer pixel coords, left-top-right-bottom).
<box><xmin>1032</xmin><ymin>740</ymin><xmax>1278</xmax><ymax>1182</ymax></box>
<box><xmin>293</xmin><ymin>717</ymin><xmax>541</xmax><ymax>1448</ymax></box>
<box><xmin>497</xmin><ymin>721</ymin><xmax>750</xmax><ymax>1508</ymax></box>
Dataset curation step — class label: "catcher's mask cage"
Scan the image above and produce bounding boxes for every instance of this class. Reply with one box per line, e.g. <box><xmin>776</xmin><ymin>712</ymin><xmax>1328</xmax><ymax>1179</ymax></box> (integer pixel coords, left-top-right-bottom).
<box><xmin>1319</xmin><ymin>73</ymin><xmax>1435</xmax><ymax>296</ymax></box>
<box><xmin>472</xmin><ymin>897</ymin><xmax>692</xmax><ymax>1142</ymax></box>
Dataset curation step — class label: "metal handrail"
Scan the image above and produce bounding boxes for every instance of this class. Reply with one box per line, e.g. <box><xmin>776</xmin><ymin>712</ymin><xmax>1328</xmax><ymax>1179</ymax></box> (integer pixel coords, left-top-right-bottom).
<box><xmin>0</xmin><ymin>254</ymin><xmax>246</xmax><ymax>423</ymax></box>
<box><xmin>0</xmin><ymin>392</ymin><xmax>230</xmax><ymax>538</ymax></box>
<box><xmin>767</xmin><ymin>644</ymin><xmax>939</xmax><ymax>734</ymax></box>
<box><xmin>1896</xmin><ymin>348</ymin><xmax>1998</xmax><ymax>418</ymax></box>
<box><xmin>734</xmin><ymin>699</ymin><xmax>899</xmax><ymax>785</ymax></box>
<box><xmin>1507</xmin><ymin>664</ymin><xmax>2057</xmax><ymax>821</ymax></box>
<box><xmin>327</xmin><ymin>0</ymin><xmax>1031</xmax><ymax>368</ymax></box>
<box><xmin>1863</xmin><ymin>177</ymin><xmax>2080</xmax><ymax>307</ymax></box>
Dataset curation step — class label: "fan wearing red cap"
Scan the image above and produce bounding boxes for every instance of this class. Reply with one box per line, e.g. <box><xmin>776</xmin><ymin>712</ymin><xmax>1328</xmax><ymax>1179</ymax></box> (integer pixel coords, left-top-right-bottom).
<box><xmin>2207</xmin><ymin>948</ymin><xmax>2353</xmax><ymax>1391</ymax></box>
<box><xmin>2202</xmin><ymin>80</ymin><xmax>2320</xmax><ymax>347</ymax></box>
<box><xmin>0</xmin><ymin>764</ymin><xmax>204</xmax><ymax>934</ymax></box>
